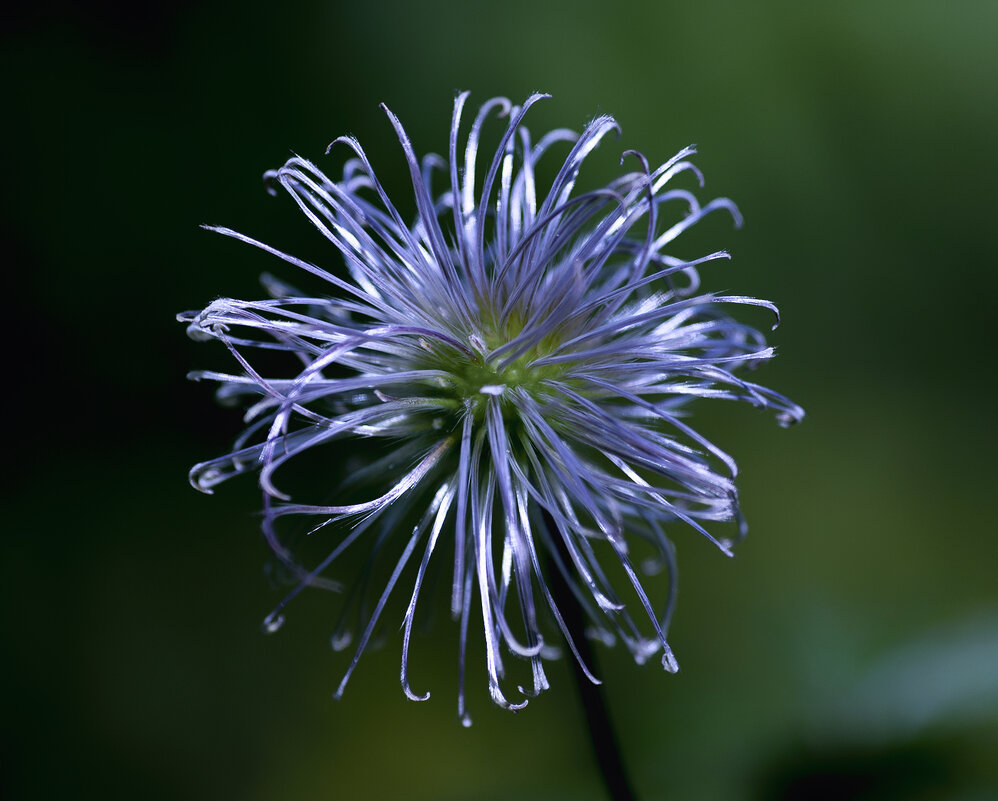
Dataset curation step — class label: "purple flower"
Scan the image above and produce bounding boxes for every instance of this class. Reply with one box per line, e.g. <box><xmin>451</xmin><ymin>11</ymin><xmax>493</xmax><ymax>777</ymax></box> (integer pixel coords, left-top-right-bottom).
<box><xmin>181</xmin><ymin>92</ymin><xmax>803</xmax><ymax>724</ymax></box>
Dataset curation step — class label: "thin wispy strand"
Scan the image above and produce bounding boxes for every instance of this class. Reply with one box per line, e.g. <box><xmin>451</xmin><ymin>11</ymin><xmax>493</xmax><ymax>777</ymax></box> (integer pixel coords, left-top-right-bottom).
<box><xmin>181</xmin><ymin>92</ymin><xmax>803</xmax><ymax>724</ymax></box>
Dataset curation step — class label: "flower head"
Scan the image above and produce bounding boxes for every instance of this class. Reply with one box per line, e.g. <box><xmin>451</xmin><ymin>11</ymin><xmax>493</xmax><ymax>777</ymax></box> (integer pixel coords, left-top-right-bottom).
<box><xmin>181</xmin><ymin>92</ymin><xmax>803</xmax><ymax>722</ymax></box>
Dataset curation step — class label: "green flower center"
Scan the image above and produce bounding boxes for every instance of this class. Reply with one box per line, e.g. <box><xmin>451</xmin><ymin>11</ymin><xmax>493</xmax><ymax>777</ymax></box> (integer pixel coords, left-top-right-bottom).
<box><xmin>407</xmin><ymin>312</ymin><xmax>577</xmax><ymax>429</ymax></box>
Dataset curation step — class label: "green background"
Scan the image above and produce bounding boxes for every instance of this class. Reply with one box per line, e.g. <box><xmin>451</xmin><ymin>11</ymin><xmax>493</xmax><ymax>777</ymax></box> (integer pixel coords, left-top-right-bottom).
<box><xmin>3</xmin><ymin>1</ymin><xmax>997</xmax><ymax>799</ymax></box>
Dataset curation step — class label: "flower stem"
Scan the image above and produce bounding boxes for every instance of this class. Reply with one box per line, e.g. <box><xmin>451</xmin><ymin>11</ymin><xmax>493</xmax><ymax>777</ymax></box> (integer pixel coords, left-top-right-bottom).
<box><xmin>543</xmin><ymin>512</ymin><xmax>640</xmax><ymax>801</ymax></box>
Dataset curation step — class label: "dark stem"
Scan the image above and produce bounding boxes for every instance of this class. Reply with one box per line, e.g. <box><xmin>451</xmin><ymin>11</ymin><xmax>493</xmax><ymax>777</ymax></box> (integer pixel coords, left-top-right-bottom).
<box><xmin>542</xmin><ymin>511</ymin><xmax>639</xmax><ymax>801</ymax></box>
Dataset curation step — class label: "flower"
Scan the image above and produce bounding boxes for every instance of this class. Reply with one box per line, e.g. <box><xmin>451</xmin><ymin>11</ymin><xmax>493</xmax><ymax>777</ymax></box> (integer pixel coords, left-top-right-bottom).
<box><xmin>181</xmin><ymin>92</ymin><xmax>803</xmax><ymax>723</ymax></box>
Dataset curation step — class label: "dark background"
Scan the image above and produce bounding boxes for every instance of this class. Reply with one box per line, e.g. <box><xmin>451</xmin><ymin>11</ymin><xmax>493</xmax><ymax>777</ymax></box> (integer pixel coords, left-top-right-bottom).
<box><xmin>3</xmin><ymin>2</ymin><xmax>997</xmax><ymax>799</ymax></box>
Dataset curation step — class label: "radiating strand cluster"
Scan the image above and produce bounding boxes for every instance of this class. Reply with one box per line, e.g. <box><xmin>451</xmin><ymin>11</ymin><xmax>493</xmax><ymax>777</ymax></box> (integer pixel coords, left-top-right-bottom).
<box><xmin>181</xmin><ymin>92</ymin><xmax>803</xmax><ymax>721</ymax></box>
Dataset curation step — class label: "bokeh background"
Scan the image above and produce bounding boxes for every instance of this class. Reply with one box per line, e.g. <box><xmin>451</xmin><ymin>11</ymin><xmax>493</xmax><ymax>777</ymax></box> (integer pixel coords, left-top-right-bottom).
<box><xmin>3</xmin><ymin>1</ymin><xmax>997</xmax><ymax>799</ymax></box>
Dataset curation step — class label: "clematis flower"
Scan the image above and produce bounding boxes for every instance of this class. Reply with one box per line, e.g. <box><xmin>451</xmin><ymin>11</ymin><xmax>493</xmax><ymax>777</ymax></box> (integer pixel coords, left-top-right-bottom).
<box><xmin>181</xmin><ymin>92</ymin><xmax>803</xmax><ymax>724</ymax></box>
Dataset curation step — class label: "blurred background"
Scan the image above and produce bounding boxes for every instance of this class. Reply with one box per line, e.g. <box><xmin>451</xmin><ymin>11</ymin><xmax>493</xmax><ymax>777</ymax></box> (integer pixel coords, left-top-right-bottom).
<box><xmin>3</xmin><ymin>1</ymin><xmax>997</xmax><ymax>799</ymax></box>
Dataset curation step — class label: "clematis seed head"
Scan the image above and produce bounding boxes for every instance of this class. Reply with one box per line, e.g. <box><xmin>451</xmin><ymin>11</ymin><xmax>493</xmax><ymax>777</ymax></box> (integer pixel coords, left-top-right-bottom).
<box><xmin>181</xmin><ymin>92</ymin><xmax>803</xmax><ymax>723</ymax></box>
